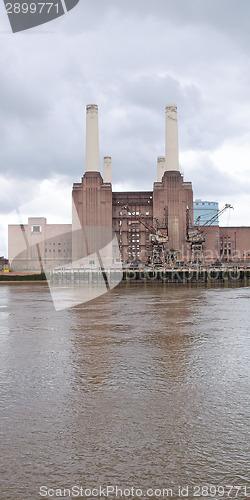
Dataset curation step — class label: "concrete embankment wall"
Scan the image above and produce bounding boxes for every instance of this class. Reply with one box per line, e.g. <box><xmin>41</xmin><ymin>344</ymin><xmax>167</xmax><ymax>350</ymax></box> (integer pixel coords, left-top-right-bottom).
<box><xmin>1</xmin><ymin>269</ymin><xmax>250</xmax><ymax>285</ymax></box>
<box><xmin>48</xmin><ymin>269</ymin><xmax>250</xmax><ymax>285</ymax></box>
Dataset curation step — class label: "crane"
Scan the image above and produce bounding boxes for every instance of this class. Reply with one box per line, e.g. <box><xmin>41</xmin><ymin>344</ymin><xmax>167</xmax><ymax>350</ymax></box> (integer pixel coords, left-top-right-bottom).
<box><xmin>123</xmin><ymin>206</ymin><xmax>168</xmax><ymax>244</ymax></box>
<box><xmin>186</xmin><ymin>203</ymin><xmax>233</xmax><ymax>262</ymax></box>
<box><xmin>123</xmin><ymin>205</ymin><xmax>169</xmax><ymax>267</ymax></box>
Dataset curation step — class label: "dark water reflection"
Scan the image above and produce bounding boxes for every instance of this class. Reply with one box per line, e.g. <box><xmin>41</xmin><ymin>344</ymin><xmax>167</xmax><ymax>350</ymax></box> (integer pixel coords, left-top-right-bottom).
<box><xmin>0</xmin><ymin>283</ymin><xmax>249</xmax><ymax>499</ymax></box>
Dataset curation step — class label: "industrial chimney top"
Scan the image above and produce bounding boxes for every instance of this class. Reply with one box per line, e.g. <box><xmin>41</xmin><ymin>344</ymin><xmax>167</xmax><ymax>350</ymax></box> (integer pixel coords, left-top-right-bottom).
<box><xmin>86</xmin><ymin>104</ymin><xmax>98</xmax><ymax>113</ymax></box>
<box><xmin>165</xmin><ymin>104</ymin><xmax>177</xmax><ymax>112</ymax></box>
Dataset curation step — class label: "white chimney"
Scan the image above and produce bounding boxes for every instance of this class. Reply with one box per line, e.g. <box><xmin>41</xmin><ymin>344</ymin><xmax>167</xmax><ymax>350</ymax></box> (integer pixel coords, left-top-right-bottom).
<box><xmin>165</xmin><ymin>104</ymin><xmax>179</xmax><ymax>171</ymax></box>
<box><xmin>157</xmin><ymin>156</ymin><xmax>165</xmax><ymax>182</ymax></box>
<box><xmin>85</xmin><ymin>104</ymin><xmax>100</xmax><ymax>172</ymax></box>
<box><xmin>103</xmin><ymin>156</ymin><xmax>112</xmax><ymax>183</ymax></box>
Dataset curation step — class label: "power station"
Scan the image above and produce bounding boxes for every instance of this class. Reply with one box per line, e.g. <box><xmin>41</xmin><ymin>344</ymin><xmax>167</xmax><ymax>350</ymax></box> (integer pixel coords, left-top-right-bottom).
<box><xmin>8</xmin><ymin>105</ymin><xmax>250</xmax><ymax>271</ymax></box>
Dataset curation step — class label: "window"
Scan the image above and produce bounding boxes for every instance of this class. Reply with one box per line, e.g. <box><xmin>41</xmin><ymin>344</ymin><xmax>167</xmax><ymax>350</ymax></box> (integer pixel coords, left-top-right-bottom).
<box><xmin>31</xmin><ymin>225</ymin><xmax>41</xmax><ymax>233</ymax></box>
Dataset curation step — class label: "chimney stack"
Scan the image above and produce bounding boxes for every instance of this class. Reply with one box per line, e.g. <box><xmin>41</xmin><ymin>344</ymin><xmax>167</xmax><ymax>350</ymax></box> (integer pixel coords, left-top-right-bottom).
<box><xmin>103</xmin><ymin>156</ymin><xmax>112</xmax><ymax>183</ymax></box>
<box><xmin>157</xmin><ymin>156</ymin><xmax>165</xmax><ymax>182</ymax></box>
<box><xmin>85</xmin><ymin>104</ymin><xmax>100</xmax><ymax>172</ymax></box>
<box><xmin>165</xmin><ymin>105</ymin><xmax>179</xmax><ymax>171</ymax></box>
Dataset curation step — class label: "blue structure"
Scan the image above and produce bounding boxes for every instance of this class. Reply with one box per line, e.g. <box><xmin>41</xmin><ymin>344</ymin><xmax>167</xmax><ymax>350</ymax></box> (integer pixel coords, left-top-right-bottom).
<box><xmin>193</xmin><ymin>199</ymin><xmax>219</xmax><ymax>226</ymax></box>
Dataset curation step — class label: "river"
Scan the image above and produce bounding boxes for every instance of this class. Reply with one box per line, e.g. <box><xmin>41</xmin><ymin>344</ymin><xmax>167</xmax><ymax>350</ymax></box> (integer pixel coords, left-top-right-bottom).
<box><xmin>0</xmin><ymin>283</ymin><xmax>249</xmax><ymax>499</ymax></box>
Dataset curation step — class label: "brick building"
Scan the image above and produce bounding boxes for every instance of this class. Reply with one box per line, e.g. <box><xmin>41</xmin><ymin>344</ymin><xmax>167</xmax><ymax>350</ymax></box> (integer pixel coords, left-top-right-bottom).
<box><xmin>72</xmin><ymin>104</ymin><xmax>193</xmax><ymax>267</ymax></box>
<box><xmin>8</xmin><ymin>104</ymin><xmax>250</xmax><ymax>271</ymax></box>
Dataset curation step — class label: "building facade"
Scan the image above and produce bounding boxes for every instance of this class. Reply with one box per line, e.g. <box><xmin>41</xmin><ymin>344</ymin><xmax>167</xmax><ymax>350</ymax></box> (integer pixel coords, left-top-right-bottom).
<box><xmin>72</xmin><ymin>104</ymin><xmax>193</xmax><ymax>266</ymax></box>
<box><xmin>8</xmin><ymin>104</ymin><xmax>250</xmax><ymax>271</ymax></box>
<box><xmin>8</xmin><ymin>218</ymin><xmax>72</xmax><ymax>271</ymax></box>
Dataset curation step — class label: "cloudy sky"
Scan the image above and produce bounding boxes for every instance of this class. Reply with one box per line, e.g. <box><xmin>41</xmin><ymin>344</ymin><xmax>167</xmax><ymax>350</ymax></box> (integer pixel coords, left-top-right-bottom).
<box><xmin>1</xmin><ymin>0</ymin><xmax>250</xmax><ymax>255</ymax></box>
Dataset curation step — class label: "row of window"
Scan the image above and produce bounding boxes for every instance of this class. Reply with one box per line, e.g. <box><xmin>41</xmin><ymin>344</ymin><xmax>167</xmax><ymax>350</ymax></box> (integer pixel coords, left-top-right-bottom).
<box><xmin>45</xmin><ymin>242</ymin><xmax>71</xmax><ymax>246</ymax></box>
<box><xmin>45</xmin><ymin>249</ymin><xmax>70</xmax><ymax>253</ymax></box>
<box><xmin>220</xmin><ymin>249</ymin><xmax>231</xmax><ymax>255</ymax></box>
<box><xmin>195</xmin><ymin>202</ymin><xmax>216</xmax><ymax>206</ymax></box>
<box><xmin>115</xmin><ymin>197</ymin><xmax>152</xmax><ymax>205</ymax></box>
<box><xmin>118</xmin><ymin>211</ymin><xmax>151</xmax><ymax>216</ymax></box>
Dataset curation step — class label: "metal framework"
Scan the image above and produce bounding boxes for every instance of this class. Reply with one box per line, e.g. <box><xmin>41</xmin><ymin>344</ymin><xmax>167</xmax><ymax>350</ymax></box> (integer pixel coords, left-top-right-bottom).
<box><xmin>186</xmin><ymin>204</ymin><xmax>233</xmax><ymax>263</ymax></box>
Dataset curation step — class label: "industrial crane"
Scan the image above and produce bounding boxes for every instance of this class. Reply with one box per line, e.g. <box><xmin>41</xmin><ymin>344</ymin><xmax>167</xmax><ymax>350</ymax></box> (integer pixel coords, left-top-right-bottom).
<box><xmin>186</xmin><ymin>203</ymin><xmax>233</xmax><ymax>262</ymax></box>
<box><xmin>123</xmin><ymin>205</ymin><xmax>169</xmax><ymax>267</ymax></box>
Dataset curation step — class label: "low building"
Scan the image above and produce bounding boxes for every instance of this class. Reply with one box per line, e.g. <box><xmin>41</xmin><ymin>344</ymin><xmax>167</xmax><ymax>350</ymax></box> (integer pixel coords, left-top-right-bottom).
<box><xmin>219</xmin><ymin>227</ymin><xmax>250</xmax><ymax>263</ymax></box>
<box><xmin>0</xmin><ymin>256</ymin><xmax>9</xmax><ymax>271</ymax></box>
<box><xmin>8</xmin><ymin>218</ymin><xmax>72</xmax><ymax>271</ymax></box>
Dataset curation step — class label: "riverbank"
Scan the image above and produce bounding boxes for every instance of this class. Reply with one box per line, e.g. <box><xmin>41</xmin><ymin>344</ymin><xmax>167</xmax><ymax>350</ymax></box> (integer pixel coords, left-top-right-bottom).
<box><xmin>0</xmin><ymin>272</ymin><xmax>47</xmax><ymax>281</ymax></box>
<box><xmin>1</xmin><ymin>268</ymin><xmax>250</xmax><ymax>284</ymax></box>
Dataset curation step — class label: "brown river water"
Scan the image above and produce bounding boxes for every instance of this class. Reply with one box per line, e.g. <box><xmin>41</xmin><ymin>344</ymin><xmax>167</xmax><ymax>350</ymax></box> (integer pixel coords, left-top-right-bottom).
<box><xmin>0</xmin><ymin>283</ymin><xmax>249</xmax><ymax>500</ymax></box>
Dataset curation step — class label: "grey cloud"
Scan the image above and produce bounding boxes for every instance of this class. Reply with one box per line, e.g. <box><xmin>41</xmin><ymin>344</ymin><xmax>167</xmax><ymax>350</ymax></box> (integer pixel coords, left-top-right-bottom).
<box><xmin>117</xmin><ymin>74</ymin><xmax>202</xmax><ymax>114</ymax></box>
<box><xmin>59</xmin><ymin>0</ymin><xmax>250</xmax><ymax>54</ymax></box>
<box><xmin>0</xmin><ymin>77</ymin><xmax>48</xmax><ymax>120</ymax></box>
<box><xmin>184</xmin><ymin>157</ymin><xmax>250</xmax><ymax>200</ymax></box>
<box><xmin>0</xmin><ymin>0</ymin><xmax>249</xmax><ymax>197</ymax></box>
